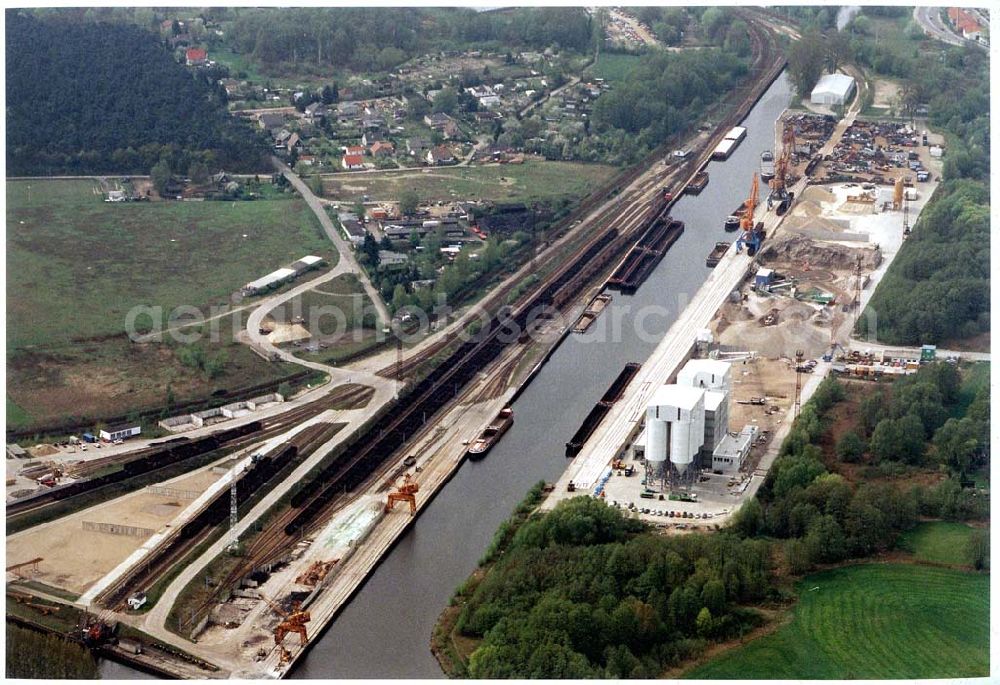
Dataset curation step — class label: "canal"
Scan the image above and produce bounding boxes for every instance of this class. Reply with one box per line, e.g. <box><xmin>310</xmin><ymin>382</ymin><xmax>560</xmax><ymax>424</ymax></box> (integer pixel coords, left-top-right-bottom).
<box><xmin>289</xmin><ymin>72</ymin><xmax>793</xmax><ymax>679</ymax></box>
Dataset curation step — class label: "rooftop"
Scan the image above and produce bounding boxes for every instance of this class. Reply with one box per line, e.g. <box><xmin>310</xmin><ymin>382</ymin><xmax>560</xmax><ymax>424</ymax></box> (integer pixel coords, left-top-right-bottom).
<box><xmin>648</xmin><ymin>384</ymin><xmax>705</xmax><ymax>412</ymax></box>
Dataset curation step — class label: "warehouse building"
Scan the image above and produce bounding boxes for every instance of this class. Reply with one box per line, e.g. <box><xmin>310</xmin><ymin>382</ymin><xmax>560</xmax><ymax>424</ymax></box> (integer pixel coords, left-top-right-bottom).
<box><xmin>811</xmin><ymin>73</ymin><xmax>856</xmax><ymax>106</ymax></box>
<box><xmin>99</xmin><ymin>424</ymin><xmax>141</xmax><ymax>442</ymax></box>
<box><xmin>242</xmin><ymin>255</ymin><xmax>325</xmax><ymax>296</ymax></box>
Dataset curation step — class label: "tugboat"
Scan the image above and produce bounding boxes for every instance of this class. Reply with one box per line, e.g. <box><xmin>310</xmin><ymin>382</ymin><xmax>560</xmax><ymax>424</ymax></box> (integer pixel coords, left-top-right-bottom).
<box><xmin>760</xmin><ymin>150</ymin><xmax>775</xmax><ymax>182</ymax></box>
<box><xmin>467</xmin><ymin>408</ymin><xmax>513</xmax><ymax>459</ymax></box>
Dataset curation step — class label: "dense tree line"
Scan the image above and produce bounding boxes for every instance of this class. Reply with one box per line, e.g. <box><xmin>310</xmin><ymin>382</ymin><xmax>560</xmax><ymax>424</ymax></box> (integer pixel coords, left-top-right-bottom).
<box><xmin>226</xmin><ymin>7</ymin><xmax>597</xmax><ymax>74</ymax></box>
<box><xmin>858</xmin><ymin>180</ymin><xmax>989</xmax><ymax>344</ymax></box>
<box><xmin>5</xmin><ymin>624</ymin><xmax>98</xmax><ymax>679</ymax></box>
<box><xmin>579</xmin><ymin>48</ymin><xmax>747</xmax><ymax>165</ymax></box>
<box><xmin>732</xmin><ymin>370</ymin><xmax>989</xmax><ymax>573</ymax></box>
<box><xmin>6</xmin><ymin>12</ymin><xmax>266</xmax><ymax>175</ymax></box>
<box><xmin>456</xmin><ymin>497</ymin><xmax>772</xmax><ymax>678</ymax></box>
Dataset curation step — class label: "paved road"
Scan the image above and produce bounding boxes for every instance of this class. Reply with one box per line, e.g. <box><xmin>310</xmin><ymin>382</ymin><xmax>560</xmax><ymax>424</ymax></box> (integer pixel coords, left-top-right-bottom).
<box><xmin>913</xmin><ymin>6</ymin><xmax>985</xmax><ymax>49</ymax></box>
<box><xmin>273</xmin><ymin>157</ymin><xmax>391</xmax><ymax>329</ymax></box>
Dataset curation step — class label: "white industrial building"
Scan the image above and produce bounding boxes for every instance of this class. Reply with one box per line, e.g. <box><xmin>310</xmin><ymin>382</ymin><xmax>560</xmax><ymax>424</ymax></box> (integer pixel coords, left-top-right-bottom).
<box><xmin>99</xmin><ymin>424</ymin><xmax>141</xmax><ymax>442</ymax></box>
<box><xmin>711</xmin><ymin>426</ymin><xmax>757</xmax><ymax>474</ymax></box>
<box><xmin>644</xmin><ymin>384</ymin><xmax>705</xmax><ymax>481</ymax></box>
<box><xmin>242</xmin><ymin>267</ymin><xmax>296</xmax><ymax>296</ymax></box>
<box><xmin>811</xmin><ymin>73</ymin><xmax>856</xmax><ymax>106</ymax></box>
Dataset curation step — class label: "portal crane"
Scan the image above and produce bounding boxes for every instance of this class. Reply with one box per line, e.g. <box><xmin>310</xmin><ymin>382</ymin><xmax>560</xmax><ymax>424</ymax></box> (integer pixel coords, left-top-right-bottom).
<box><xmin>261</xmin><ymin>594</ymin><xmax>311</xmax><ymax>663</ymax></box>
<box><xmin>735</xmin><ymin>173</ymin><xmax>765</xmax><ymax>256</ymax></box>
<box><xmin>385</xmin><ymin>473</ymin><xmax>420</xmax><ymax>515</ymax></box>
<box><xmin>767</xmin><ymin>122</ymin><xmax>796</xmax><ymax>214</ymax></box>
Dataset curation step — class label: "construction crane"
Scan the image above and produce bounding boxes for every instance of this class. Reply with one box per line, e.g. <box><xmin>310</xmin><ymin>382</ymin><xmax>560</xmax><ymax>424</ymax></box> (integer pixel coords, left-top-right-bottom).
<box><xmin>768</xmin><ymin>122</ymin><xmax>796</xmax><ymax>215</ymax></box>
<box><xmin>735</xmin><ymin>173</ymin><xmax>765</xmax><ymax>256</ymax></box>
<box><xmin>385</xmin><ymin>473</ymin><xmax>420</xmax><ymax>515</ymax></box>
<box><xmin>260</xmin><ymin>594</ymin><xmax>311</xmax><ymax>663</ymax></box>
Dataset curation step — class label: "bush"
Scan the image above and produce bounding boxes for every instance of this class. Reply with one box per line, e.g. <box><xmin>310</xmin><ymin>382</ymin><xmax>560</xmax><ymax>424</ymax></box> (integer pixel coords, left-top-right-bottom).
<box><xmin>836</xmin><ymin>431</ymin><xmax>865</xmax><ymax>463</ymax></box>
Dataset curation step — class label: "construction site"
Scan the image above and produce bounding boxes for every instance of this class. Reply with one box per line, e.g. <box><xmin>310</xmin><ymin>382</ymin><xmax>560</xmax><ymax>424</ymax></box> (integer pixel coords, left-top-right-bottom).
<box><xmin>4</xmin><ymin>23</ymin><xmax>948</xmax><ymax>677</ymax></box>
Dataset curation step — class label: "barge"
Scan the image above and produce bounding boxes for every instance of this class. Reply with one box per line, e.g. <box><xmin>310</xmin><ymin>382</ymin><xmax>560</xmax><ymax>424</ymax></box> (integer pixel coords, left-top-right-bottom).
<box><xmin>467</xmin><ymin>408</ymin><xmax>513</xmax><ymax>460</ymax></box>
<box><xmin>712</xmin><ymin>126</ymin><xmax>747</xmax><ymax>160</ymax></box>
<box><xmin>706</xmin><ymin>242</ymin><xmax>730</xmax><ymax>267</ymax></box>
<box><xmin>573</xmin><ymin>293</ymin><xmax>612</xmax><ymax>334</ymax></box>
<box><xmin>760</xmin><ymin>150</ymin><xmax>775</xmax><ymax>181</ymax></box>
<box><xmin>606</xmin><ymin>218</ymin><xmax>685</xmax><ymax>294</ymax></box>
<box><xmin>565</xmin><ymin>363</ymin><xmax>641</xmax><ymax>457</ymax></box>
<box><xmin>685</xmin><ymin>171</ymin><xmax>709</xmax><ymax>195</ymax></box>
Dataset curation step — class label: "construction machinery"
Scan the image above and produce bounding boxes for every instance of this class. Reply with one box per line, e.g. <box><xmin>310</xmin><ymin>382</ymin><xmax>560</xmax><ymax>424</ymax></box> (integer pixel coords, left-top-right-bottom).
<box><xmin>767</xmin><ymin>122</ymin><xmax>796</xmax><ymax>214</ymax></box>
<box><xmin>385</xmin><ymin>473</ymin><xmax>419</xmax><ymax>515</ymax></box>
<box><xmin>261</xmin><ymin>594</ymin><xmax>311</xmax><ymax>663</ymax></box>
<box><xmin>735</xmin><ymin>173</ymin><xmax>765</xmax><ymax>256</ymax></box>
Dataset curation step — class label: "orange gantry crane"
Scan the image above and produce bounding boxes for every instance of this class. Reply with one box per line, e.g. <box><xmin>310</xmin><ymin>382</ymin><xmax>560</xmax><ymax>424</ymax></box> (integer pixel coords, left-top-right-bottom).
<box><xmin>261</xmin><ymin>594</ymin><xmax>311</xmax><ymax>663</ymax></box>
<box><xmin>768</xmin><ymin>121</ymin><xmax>796</xmax><ymax>213</ymax></box>
<box><xmin>385</xmin><ymin>473</ymin><xmax>420</xmax><ymax>515</ymax></box>
<box><xmin>735</xmin><ymin>173</ymin><xmax>765</xmax><ymax>256</ymax></box>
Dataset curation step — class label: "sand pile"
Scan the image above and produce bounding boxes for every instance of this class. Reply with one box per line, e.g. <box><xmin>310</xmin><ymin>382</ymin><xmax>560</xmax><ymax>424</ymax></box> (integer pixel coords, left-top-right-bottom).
<box><xmin>760</xmin><ymin>234</ymin><xmax>882</xmax><ymax>270</ymax></box>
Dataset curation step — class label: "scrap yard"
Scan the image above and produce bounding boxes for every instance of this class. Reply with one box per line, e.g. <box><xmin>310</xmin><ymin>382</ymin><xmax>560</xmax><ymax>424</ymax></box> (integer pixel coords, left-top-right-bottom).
<box><xmin>5</xmin><ymin>12</ymin><xmax>951</xmax><ymax>680</ymax></box>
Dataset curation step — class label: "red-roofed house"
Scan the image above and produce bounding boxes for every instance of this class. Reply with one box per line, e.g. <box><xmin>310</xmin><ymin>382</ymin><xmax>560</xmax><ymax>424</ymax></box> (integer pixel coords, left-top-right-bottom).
<box><xmin>185</xmin><ymin>47</ymin><xmax>208</xmax><ymax>67</ymax></box>
<box><xmin>947</xmin><ymin>8</ymin><xmax>985</xmax><ymax>40</ymax></box>
<box><xmin>370</xmin><ymin>141</ymin><xmax>395</xmax><ymax>158</ymax></box>
<box><xmin>342</xmin><ymin>154</ymin><xmax>365</xmax><ymax>170</ymax></box>
<box><xmin>344</xmin><ymin>145</ymin><xmax>365</xmax><ymax>157</ymax></box>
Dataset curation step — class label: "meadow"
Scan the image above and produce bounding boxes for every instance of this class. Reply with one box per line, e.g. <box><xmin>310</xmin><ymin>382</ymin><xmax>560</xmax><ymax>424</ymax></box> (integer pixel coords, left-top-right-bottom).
<box><xmin>685</xmin><ymin>563</ymin><xmax>989</xmax><ymax>679</ymax></box>
<box><xmin>6</xmin><ymin>180</ymin><xmax>334</xmax><ymax>430</ymax></box>
<box><xmin>323</xmin><ymin>160</ymin><xmax>616</xmax><ymax>205</ymax></box>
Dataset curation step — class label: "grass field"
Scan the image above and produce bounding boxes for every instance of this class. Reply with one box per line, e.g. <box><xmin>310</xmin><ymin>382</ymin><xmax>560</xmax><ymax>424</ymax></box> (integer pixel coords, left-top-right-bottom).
<box><xmin>6</xmin><ymin>180</ymin><xmax>335</xmax><ymax>430</ymax></box>
<box><xmin>686</xmin><ymin>564</ymin><xmax>989</xmax><ymax>679</ymax></box>
<box><xmin>323</xmin><ymin>160</ymin><xmax>617</xmax><ymax>205</ymax></box>
<box><xmin>585</xmin><ymin>52</ymin><xmax>643</xmax><ymax>81</ymax></box>
<box><xmin>896</xmin><ymin>522</ymin><xmax>977</xmax><ymax>565</ymax></box>
<box><xmin>7</xmin><ymin>180</ymin><xmax>333</xmax><ymax>348</ymax></box>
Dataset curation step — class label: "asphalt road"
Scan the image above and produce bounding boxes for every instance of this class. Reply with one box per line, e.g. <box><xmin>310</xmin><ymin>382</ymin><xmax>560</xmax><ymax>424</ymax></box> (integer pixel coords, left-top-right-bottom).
<box><xmin>913</xmin><ymin>6</ymin><xmax>985</xmax><ymax>49</ymax></box>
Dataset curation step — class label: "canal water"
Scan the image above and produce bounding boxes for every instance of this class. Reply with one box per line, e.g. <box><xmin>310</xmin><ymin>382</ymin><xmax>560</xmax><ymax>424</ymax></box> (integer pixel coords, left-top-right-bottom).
<box><xmin>289</xmin><ymin>72</ymin><xmax>793</xmax><ymax>679</ymax></box>
<box><xmin>99</xmin><ymin>72</ymin><xmax>792</xmax><ymax>681</ymax></box>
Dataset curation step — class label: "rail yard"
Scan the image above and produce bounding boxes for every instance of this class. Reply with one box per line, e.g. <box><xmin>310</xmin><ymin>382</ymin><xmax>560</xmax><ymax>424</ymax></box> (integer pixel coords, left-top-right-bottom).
<box><xmin>4</xmin><ymin>9</ymin><xmax>954</xmax><ymax>680</ymax></box>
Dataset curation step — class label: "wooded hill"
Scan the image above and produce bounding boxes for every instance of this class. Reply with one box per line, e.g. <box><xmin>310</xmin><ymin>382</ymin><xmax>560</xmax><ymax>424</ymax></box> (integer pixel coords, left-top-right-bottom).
<box><xmin>6</xmin><ymin>11</ymin><xmax>266</xmax><ymax>175</ymax></box>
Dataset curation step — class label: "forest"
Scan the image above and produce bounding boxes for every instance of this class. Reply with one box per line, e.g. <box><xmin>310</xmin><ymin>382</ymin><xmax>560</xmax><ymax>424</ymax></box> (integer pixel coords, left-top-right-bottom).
<box><xmin>447</xmin><ymin>365</ymin><xmax>989</xmax><ymax>677</ymax></box>
<box><xmin>5</xmin><ymin>624</ymin><xmax>98</xmax><ymax>679</ymax></box>
<box><xmin>732</xmin><ymin>370</ymin><xmax>989</xmax><ymax>573</ymax></box>
<box><xmin>225</xmin><ymin>7</ymin><xmax>597</xmax><ymax>74</ymax></box>
<box><xmin>6</xmin><ymin>12</ymin><xmax>266</xmax><ymax>175</ymax></box>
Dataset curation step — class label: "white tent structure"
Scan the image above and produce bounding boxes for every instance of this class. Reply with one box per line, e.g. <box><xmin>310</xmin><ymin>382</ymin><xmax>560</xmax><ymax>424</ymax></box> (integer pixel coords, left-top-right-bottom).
<box><xmin>811</xmin><ymin>73</ymin><xmax>856</xmax><ymax>106</ymax></box>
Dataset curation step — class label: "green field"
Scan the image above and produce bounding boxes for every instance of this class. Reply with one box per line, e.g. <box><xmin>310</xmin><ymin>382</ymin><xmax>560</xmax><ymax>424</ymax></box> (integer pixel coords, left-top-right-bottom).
<box><xmin>585</xmin><ymin>52</ymin><xmax>643</xmax><ymax>81</ymax></box>
<box><xmin>7</xmin><ymin>180</ymin><xmax>333</xmax><ymax>348</ymax></box>
<box><xmin>686</xmin><ymin>564</ymin><xmax>989</xmax><ymax>679</ymax></box>
<box><xmin>323</xmin><ymin>160</ymin><xmax>617</xmax><ymax>205</ymax></box>
<box><xmin>6</xmin><ymin>179</ymin><xmax>335</xmax><ymax>429</ymax></box>
<box><xmin>897</xmin><ymin>522</ymin><xmax>978</xmax><ymax>565</ymax></box>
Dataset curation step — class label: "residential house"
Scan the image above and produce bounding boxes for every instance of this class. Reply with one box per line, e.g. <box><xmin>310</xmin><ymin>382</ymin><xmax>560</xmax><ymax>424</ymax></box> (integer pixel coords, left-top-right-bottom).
<box><xmin>478</xmin><ymin>95</ymin><xmax>501</xmax><ymax>110</ymax></box>
<box><xmin>185</xmin><ymin>47</ymin><xmax>208</xmax><ymax>67</ymax></box>
<box><xmin>338</xmin><ymin>102</ymin><xmax>361</xmax><ymax>124</ymax></box>
<box><xmin>378</xmin><ymin>250</ymin><xmax>408</xmax><ymax>268</ymax></box>
<box><xmin>361</xmin><ymin>116</ymin><xmax>384</xmax><ymax>131</ymax></box>
<box><xmin>443</xmin><ymin>120</ymin><xmax>464</xmax><ymax>141</ymax></box>
<box><xmin>424</xmin><ymin>112</ymin><xmax>452</xmax><ymax>130</ymax></box>
<box><xmin>426</xmin><ymin>145</ymin><xmax>456</xmax><ymax>166</ymax></box>
<box><xmin>286</xmin><ymin>133</ymin><xmax>301</xmax><ymax>153</ymax></box>
<box><xmin>344</xmin><ymin>145</ymin><xmax>365</xmax><ymax>157</ymax></box>
<box><xmin>466</xmin><ymin>84</ymin><xmax>494</xmax><ymax>99</ymax></box>
<box><xmin>169</xmin><ymin>33</ymin><xmax>192</xmax><ymax>48</ymax></box>
<box><xmin>361</xmin><ymin>130</ymin><xmax>384</xmax><ymax>146</ymax></box>
<box><xmin>406</xmin><ymin>138</ymin><xmax>430</xmax><ymax>157</ymax></box>
<box><xmin>259</xmin><ymin>113</ymin><xmax>285</xmax><ymax>131</ymax></box>
<box><xmin>298</xmin><ymin>155</ymin><xmax>317</xmax><ymax>166</ymax></box>
<box><xmin>475</xmin><ymin>111</ymin><xmax>501</xmax><ymax>123</ymax></box>
<box><xmin>304</xmin><ymin>102</ymin><xmax>328</xmax><ymax>120</ymax></box>
<box><xmin>370</xmin><ymin>141</ymin><xmax>395</xmax><ymax>158</ymax></box>
<box><xmin>342</xmin><ymin>154</ymin><xmax>365</xmax><ymax>170</ymax></box>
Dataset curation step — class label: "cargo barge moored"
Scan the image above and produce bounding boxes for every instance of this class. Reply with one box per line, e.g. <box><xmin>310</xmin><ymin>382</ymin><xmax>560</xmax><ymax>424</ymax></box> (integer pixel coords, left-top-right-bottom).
<box><xmin>565</xmin><ymin>363</ymin><xmax>641</xmax><ymax>457</ymax></box>
<box><xmin>467</xmin><ymin>408</ymin><xmax>513</xmax><ymax>460</ymax></box>
<box><xmin>606</xmin><ymin>218</ymin><xmax>685</xmax><ymax>294</ymax></box>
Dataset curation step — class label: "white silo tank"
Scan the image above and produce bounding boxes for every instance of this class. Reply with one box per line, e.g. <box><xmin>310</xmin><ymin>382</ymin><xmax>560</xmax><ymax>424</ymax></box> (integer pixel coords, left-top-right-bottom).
<box><xmin>645</xmin><ymin>415</ymin><xmax>668</xmax><ymax>465</ymax></box>
<box><xmin>649</xmin><ymin>384</ymin><xmax>705</xmax><ymax>474</ymax></box>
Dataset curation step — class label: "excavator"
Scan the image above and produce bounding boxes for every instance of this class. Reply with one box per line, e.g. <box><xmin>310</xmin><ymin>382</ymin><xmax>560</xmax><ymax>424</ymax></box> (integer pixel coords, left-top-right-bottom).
<box><xmin>385</xmin><ymin>473</ymin><xmax>419</xmax><ymax>516</ymax></box>
<box><xmin>735</xmin><ymin>173</ymin><xmax>765</xmax><ymax>256</ymax></box>
<box><xmin>261</xmin><ymin>594</ymin><xmax>311</xmax><ymax>664</ymax></box>
<box><xmin>767</xmin><ymin>121</ymin><xmax>796</xmax><ymax>215</ymax></box>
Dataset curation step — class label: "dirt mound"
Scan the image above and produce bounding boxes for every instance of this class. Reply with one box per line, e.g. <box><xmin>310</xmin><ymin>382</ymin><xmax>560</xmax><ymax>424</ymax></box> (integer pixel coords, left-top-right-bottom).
<box><xmin>760</xmin><ymin>234</ymin><xmax>881</xmax><ymax>270</ymax></box>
